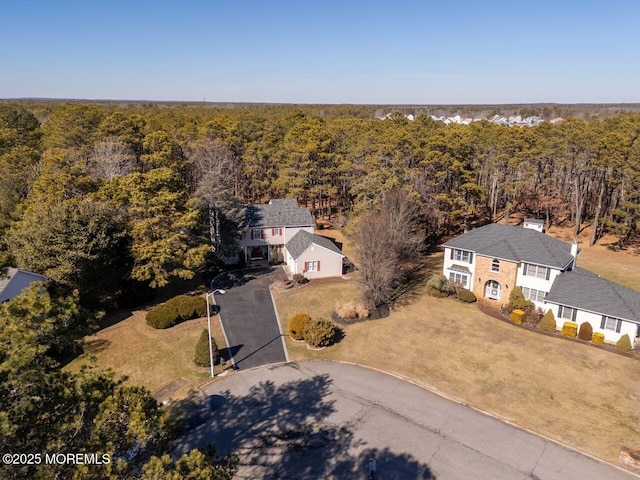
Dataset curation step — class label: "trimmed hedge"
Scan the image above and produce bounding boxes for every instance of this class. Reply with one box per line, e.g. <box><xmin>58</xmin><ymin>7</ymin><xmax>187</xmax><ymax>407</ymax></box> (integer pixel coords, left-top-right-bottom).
<box><xmin>561</xmin><ymin>321</ymin><xmax>578</xmax><ymax>338</ymax></box>
<box><xmin>539</xmin><ymin>310</ymin><xmax>557</xmax><ymax>332</ymax></box>
<box><xmin>147</xmin><ymin>294</ymin><xmax>207</xmax><ymax>329</ymax></box>
<box><xmin>592</xmin><ymin>332</ymin><xmax>605</xmax><ymax>344</ymax></box>
<box><xmin>289</xmin><ymin>313</ymin><xmax>311</xmax><ymax>341</ymax></box>
<box><xmin>578</xmin><ymin>322</ymin><xmax>593</xmax><ymax>341</ymax></box>
<box><xmin>617</xmin><ymin>334</ymin><xmax>632</xmax><ymax>352</ymax></box>
<box><xmin>510</xmin><ymin>309</ymin><xmax>525</xmax><ymax>325</ymax></box>
<box><xmin>194</xmin><ymin>329</ymin><xmax>218</xmax><ymax>367</ymax></box>
<box><xmin>457</xmin><ymin>289</ymin><xmax>476</xmax><ymax>303</ymax></box>
<box><xmin>303</xmin><ymin>317</ymin><xmax>336</xmax><ymax>347</ymax></box>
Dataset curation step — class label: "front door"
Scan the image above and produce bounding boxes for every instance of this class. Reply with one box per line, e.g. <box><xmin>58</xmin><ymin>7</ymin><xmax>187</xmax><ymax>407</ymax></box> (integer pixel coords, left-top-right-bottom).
<box><xmin>251</xmin><ymin>246</ymin><xmax>263</xmax><ymax>259</ymax></box>
<box><xmin>485</xmin><ymin>280</ymin><xmax>501</xmax><ymax>300</ymax></box>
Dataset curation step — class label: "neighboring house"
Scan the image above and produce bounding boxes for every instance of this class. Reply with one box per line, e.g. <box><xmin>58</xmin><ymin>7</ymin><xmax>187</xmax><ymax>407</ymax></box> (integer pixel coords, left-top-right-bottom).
<box><xmin>239</xmin><ymin>198</ymin><xmax>344</xmax><ymax>278</ymax></box>
<box><xmin>285</xmin><ymin>230</ymin><xmax>344</xmax><ymax>279</ymax></box>
<box><xmin>442</xmin><ymin>222</ymin><xmax>640</xmax><ymax>344</ymax></box>
<box><xmin>0</xmin><ymin>268</ymin><xmax>48</xmax><ymax>303</ymax></box>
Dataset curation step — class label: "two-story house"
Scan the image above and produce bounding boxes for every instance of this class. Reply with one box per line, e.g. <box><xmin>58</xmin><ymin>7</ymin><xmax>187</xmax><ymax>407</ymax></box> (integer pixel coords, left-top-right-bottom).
<box><xmin>240</xmin><ymin>199</ymin><xmax>344</xmax><ymax>279</ymax></box>
<box><xmin>442</xmin><ymin>222</ymin><xmax>640</xmax><ymax>344</ymax></box>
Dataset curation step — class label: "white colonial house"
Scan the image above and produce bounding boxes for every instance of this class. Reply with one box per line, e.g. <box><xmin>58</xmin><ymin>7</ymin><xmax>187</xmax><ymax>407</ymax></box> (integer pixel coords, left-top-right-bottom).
<box><xmin>0</xmin><ymin>268</ymin><xmax>48</xmax><ymax>303</ymax></box>
<box><xmin>443</xmin><ymin>222</ymin><xmax>640</xmax><ymax>345</ymax></box>
<box><xmin>239</xmin><ymin>199</ymin><xmax>344</xmax><ymax>279</ymax></box>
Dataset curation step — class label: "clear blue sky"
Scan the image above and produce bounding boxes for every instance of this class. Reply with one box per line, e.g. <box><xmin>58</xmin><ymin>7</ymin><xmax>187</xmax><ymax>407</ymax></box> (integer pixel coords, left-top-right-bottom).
<box><xmin>1</xmin><ymin>1</ymin><xmax>639</xmax><ymax>104</ymax></box>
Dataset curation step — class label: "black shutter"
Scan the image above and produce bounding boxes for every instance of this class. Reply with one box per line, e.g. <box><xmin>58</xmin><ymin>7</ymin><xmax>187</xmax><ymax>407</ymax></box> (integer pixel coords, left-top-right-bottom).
<box><xmin>523</xmin><ymin>264</ymin><xmax>528</xmax><ymax>275</ymax></box>
<box><xmin>450</xmin><ymin>249</ymin><xmax>454</xmax><ymax>260</ymax></box>
<box><xmin>545</xmin><ymin>267</ymin><xmax>550</xmax><ymax>281</ymax></box>
<box><xmin>600</xmin><ymin>316</ymin><xmax>606</xmax><ymax>329</ymax></box>
<box><xmin>616</xmin><ymin>319</ymin><xmax>622</xmax><ymax>333</ymax></box>
<box><xmin>469</xmin><ymin>252</ymin><xmax>473</xmax><ymax>263</ymax></box>
<box><xmin>571</xmin><ymin>308</ymin><xmax>577</xmax><ymax>322</ymax></box>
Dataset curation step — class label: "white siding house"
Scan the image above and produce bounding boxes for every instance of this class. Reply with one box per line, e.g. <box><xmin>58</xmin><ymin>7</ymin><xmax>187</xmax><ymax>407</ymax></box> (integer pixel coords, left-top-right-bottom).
<box><xmin>443</xmin><ymin>223</ymin><xmax>640</xmax><ymax>346</ymax></box>
<box><xmin>239</xmin><ymin>199</ymin><xmax>344</xmax><ymax>279</ymax></box>
<box><xmin>285</xmin><ymin>230</ymin><xmax>344</xmax><ymax>279</ymax></box>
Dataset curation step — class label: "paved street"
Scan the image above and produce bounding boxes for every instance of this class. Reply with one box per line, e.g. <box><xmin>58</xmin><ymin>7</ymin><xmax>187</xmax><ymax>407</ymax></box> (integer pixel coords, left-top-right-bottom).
<box><xmin>176</xmin><ymin>361</ymin><xmax>637</xmax><ymax>480</ymax></box>
<box><xmin>213</xmin><ymin>267</ymin><xmax>288</xmax><ymax>370</ymax></box>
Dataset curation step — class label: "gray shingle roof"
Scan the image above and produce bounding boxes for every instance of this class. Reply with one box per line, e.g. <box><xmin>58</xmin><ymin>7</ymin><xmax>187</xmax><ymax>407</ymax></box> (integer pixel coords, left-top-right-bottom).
<box><xmin>245</xmin><ymin>199</ymin><xmax>314</xmax><ymax>228</ymax></box>
<box><xmin>443</xmin><ymin>223</ymin><xmax>574</xmax><ymax>268</ymax></box>
<box><xmin>286</xmin><ymin>230</ymin><xmax>343</xmax><ymax>260</ymax></box>
<box><xmin>545</xmin><ymin>267</ymin><xmax>640</xmax><ymax>323</ymax></box>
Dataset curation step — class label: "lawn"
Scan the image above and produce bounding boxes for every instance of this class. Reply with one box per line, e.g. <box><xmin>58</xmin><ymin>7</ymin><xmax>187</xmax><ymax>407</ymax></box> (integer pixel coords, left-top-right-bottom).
<box><xmin>64</xmin><ymin>302</ymin><xmax>228</xmax><ymax>402</ymax></box>
<box><xmin>272</xmin><ymin>233</ymin><xmax>640</xmax><ymax>464</ymax></box>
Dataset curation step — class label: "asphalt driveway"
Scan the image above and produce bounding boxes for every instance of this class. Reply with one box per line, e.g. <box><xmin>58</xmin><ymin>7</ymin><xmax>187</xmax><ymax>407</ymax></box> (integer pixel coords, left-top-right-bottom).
<box><xmin>213</xmin><ymin>267</ymin><xmax>288</xmax><ymax>370</ymax></box>
<box><xmin>176</xmin><ymin>361</ymin><xmax>638</xmax><ymax>480</ymax></box>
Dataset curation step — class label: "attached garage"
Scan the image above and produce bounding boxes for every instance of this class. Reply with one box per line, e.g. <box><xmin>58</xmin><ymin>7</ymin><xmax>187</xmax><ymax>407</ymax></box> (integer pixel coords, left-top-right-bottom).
<box><xmin>285</xmin><ymin>230</ymin><xmax>344</xmax><ymax>279</ymax></box>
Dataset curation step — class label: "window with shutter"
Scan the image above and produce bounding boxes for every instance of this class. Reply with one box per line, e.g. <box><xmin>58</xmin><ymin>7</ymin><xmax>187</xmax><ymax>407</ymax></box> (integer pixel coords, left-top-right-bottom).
<box><xmin>317</xmin><ymin>261</ymin><xmax>321</xmax><ymax>271</ymax></box>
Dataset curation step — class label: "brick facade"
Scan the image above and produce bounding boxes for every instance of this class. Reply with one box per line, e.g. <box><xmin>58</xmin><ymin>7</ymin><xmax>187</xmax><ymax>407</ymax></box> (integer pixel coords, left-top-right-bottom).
<box><xmin>472</xmin><ymin>256</ymin><xmax>519</xmax><ymax>303</ymax></box>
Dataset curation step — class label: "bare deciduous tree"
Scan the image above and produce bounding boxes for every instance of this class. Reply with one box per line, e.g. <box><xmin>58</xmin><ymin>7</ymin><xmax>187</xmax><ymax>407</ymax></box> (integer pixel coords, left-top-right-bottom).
<box><xmin>88</xmin><ymin>137</ymin><xmax>134</xmax><ymax>180</ymax></box>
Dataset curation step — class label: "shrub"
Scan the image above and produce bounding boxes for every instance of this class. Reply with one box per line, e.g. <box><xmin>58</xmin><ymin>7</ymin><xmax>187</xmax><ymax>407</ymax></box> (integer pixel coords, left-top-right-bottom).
<box><xmin>146</xmin><ymin>302</ymin><xmax>180</xmax><ymax>329</ymax></box>
<box><xmin>561</xmin><ymin>321</ymin><xmax>578</xmax><ymax>338</ymax></box>
<box><xmin>616</xmin><ymin>334</ymin><xmax>632</xmax><ymax>352</ymax></box>
<box><xmin>177</xmin><ymin>295</ymin><xmax>207</xmax><ymax>320</ymax></box>
<box><xmin>288</xmin><ymin>313</ymin><xmax>311</xmax><ymax>340</ymax></box>
<box><xmin>194</xmin><ymin>329</ymin><xmax>218</xmax><ymax>367</ymax></box>
<box><xmin>508</xmin><ymin>287</ymin><xmax>534</xmax><ymax>312</ymax></box>
<box><xmin>510</xmin><ymin>309</ymin><xmax>525</xmax><ymax>325</ymax></box>
<box><xmin>336</xmin><ymin>302</ymin><xmax>370</xmax><ymax>320</ymax></box>
<box><xmin>303</xmin><ymin>317</ymin><xmax>336</xmax><ymax>347</ymax></box>
<box><xmin>578</xmin><ymin>322</ymin><xmax>593</xmax><ymax>341</ymax></box>
<box><xmin>426</xmin><ymin>274</ymin><xmax>456</xmax><ymax>297</ymax></box>
<box><xmin>457</xmin><ymin>289</ymin><xmax>476</xmax><ymax>303</ymax></box>
<box><xmin>592</xmin><ymin>332</ymin><xmax>605</xmax><ymax>344</ymax></box>
<box><xmin>539</xmin><ymin>310</ymin><xmax>557</xmax><ymax>332</ymax></box>
<box><xmin>292</xmin><ymin>273</ymin><xmax>309</xmax><ymax>284</ymax></box>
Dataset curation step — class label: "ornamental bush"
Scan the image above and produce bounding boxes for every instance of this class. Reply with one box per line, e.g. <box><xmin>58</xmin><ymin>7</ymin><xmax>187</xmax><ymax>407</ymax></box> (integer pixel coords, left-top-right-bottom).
<box><xmin>457</xmin><ymin>289</ymin><xmax>476</xmax><ymax>303</ymax></box>
<box><xmin>288</xmin><ymin>313</ymin><xmax>311</xmax><ymax>340</ymax></box>
<box><xmin>336</xmin><ymin>302</ymin><xmax>370</xmax><ymax>320</ymax></box>
<box><xmin>194</xmin><ymin>329</ymin><xmax>218</xmax><ymax>367</ymax></box>
<box><xmin>508</xmin><ymin>287</ymin><xmax>534</xmax><ymax>312</ymax></box>
<box><xmin>426</xmin><ymin>274</ymin><xmax>456</xmax><ymax>297</ymax></box>
<box><xmin>592</xmin><ymin>332</ymin><xmax>605</xmax><ymax>344</ymax></box>
<box><xmin>538</xmin><ymin>310</ymin><xmax>557</xmax><ymax>332</ymax></box>
<box><xmin>616</xmin><ymin>334</ymin><xmax>632</xmax><ymax>352</ymax></box>
<box><xmin>561</xmin><ymin>321</ymin><xmax>578</xmax><ymax>338</ymax></box>
<box><xmin>177</xmin><ymin>295</ymin><xmax>207</xmax><ymax>320</ymax></box>
<box><xmin>146</xmin><ymin>302</ymin><xmax>180</xmax><ymax>329</ymax></box>
<box><xmin>303</xmin><ymin>317</ymin><xmax>336</xmax><ymax>347</ymax></box>
<box><xmin>578</xmin><ymin>321</ymin><xmax>593</xmax><ymax>341</ymax></box>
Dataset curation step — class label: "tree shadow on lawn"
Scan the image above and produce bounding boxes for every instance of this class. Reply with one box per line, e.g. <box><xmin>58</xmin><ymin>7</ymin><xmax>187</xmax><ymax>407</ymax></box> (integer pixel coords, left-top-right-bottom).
<box><xmin>392</xmin><ymin>254</ymin><xmax>443</xmax><ymax>308</ymax></box>
<box><xmin>170</xmin><ymin>374</ymin><xmax>436</xmax><ymax>478</ymax></box>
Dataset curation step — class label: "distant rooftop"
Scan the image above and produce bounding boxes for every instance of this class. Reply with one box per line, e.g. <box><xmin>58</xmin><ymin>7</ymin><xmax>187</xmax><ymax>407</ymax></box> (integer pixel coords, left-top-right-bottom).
<box><xmin>0</xmin><ymin>268</ymin><xmax>47</xmax><ymax>303</ymax></box>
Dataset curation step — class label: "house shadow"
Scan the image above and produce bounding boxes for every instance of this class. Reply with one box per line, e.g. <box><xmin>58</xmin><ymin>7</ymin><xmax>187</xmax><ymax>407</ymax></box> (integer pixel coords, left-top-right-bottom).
<box><xmin>171</xmin><ymin>374</ymin><xmax>436</xmax><ymax>478</ymax></box>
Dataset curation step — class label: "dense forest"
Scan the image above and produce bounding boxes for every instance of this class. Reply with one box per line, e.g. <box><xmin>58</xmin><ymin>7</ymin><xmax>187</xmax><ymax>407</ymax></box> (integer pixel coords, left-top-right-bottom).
<box><xmin>4</xmin><ymin>101</ymin><xmax>640</xmax><ymax>291</ymax></box>
<box><xmin>3</xmin><ymin>101</ymin><xmax>640</xmax><ymax>477</ymax></box>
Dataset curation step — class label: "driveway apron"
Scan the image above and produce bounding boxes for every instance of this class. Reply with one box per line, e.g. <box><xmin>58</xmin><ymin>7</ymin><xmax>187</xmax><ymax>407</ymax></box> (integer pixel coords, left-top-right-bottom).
<box><xmin>214</xmin><ymin>268</ymin><xmax>287</xmax><ymax>370</ymax></box>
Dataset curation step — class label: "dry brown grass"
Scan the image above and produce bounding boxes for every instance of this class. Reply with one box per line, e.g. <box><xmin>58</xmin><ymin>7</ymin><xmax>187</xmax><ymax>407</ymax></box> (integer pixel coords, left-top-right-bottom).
<box><xmin>64</xmin><ymin>306</ymin><xmax>228</xmax><ymax>401</ymax></box>
<box><xmin>273</xmin><ymin>244</ymin><xmax>640</xmax><ymax>464</ymax></box>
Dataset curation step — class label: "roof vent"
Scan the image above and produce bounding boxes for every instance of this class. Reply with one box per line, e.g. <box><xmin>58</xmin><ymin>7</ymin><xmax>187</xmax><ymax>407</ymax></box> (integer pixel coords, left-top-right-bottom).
<box><xmin>523</xmin><ymin>218</ymin><xmax>544</xmax><ymax>233</ymax></box>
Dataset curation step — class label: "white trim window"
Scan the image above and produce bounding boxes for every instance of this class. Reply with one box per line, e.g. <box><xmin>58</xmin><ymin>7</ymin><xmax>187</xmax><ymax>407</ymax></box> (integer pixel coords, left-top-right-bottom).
<box><xmin>523</xmin><ymin>263</ymin><xmax>550</xmax><ymax>280</ymax></box>
<box><xmin>522</xmin><ymin>287</ymin><xmax>545</xmax><ymax>302</ymax></box>
<box><xmin>452</xmin><ymin>249</ymin><xmax>473</xmax><ymax>263</ymax></box>
<box><xmin>449</xmin><ymin>272</ymin><xmax>468</xmax><ymax>288</ymax></box>
<box><xmin>558</xmin><ymin>305</ymin><xmax>576</xmax><ymax>321</ymax></box>
<box><xmin>306</xmin><ymin>260</ymin><xmax>319</xmax><ymax>272</ymax></box>
<box><xmin>600</xmin><ymin>316</ymin><xmax>622</xmax><ymax>333</ymax></box>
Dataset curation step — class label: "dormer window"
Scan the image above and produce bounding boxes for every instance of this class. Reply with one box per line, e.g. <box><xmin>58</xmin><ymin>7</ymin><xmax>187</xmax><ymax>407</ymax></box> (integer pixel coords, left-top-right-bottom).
<box><xmin>491</xmin><ymin>259</ymin><xmax>500</xmax><ymax>272</ymax></box>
